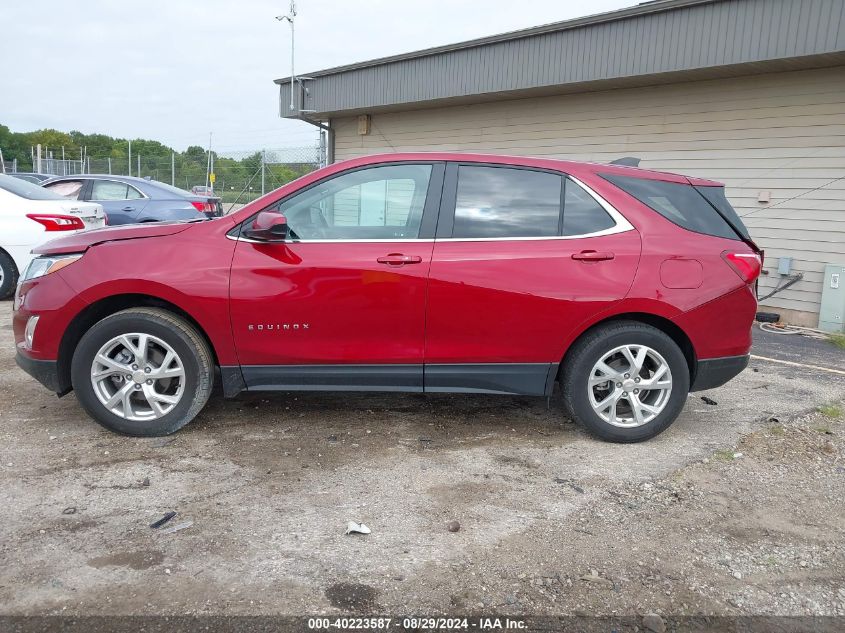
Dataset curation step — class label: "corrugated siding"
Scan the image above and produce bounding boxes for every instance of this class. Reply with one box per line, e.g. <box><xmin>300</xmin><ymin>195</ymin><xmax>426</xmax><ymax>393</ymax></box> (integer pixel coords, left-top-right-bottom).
<box><xmin>301</xmin><ymin>0</ymin><xmax>845</xmax><ymax>115</ymax></box>
<box><xmin>333</xmin><ymin>66</ymin><xmax>845</xmax><ymax>320</ymax></box>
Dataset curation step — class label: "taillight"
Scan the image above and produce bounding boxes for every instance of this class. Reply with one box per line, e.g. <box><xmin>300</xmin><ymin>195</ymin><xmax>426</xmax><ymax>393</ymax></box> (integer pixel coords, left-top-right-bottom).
<box><xmin>191</xmin><ymin>201</ymin><xmax>211</xmax><ymax>213</ymax></box>
<box><xmin>26</xmin><ymin>214</ymin><xmax>85</xmax><ymax>231</ymax></box>
<box><xmin>722</xmin><ymin>250</ymin><xmax>762</xmax><ymax>284</ymax></box>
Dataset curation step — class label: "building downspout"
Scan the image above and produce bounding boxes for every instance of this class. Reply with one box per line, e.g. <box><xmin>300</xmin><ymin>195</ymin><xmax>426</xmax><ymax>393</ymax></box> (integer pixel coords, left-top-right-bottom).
<box><xmin>297</xmin><ymin>116</ymin><xmax>334</xmax><ymax>165</ymax></box>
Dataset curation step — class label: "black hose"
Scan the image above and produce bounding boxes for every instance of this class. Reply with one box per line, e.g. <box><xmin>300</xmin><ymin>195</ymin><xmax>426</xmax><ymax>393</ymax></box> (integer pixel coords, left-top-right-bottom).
<box><xmin>758</xmin><ymin>272</ymin><xmax>803</xmax><ymax>302</ymax></box>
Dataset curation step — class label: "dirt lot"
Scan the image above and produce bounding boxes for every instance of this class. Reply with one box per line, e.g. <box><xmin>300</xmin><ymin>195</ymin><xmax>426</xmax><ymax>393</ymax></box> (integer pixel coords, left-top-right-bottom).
<box><xmin>1</xmin><ymin>299</ymin><xmax>843</xmax><ymax>619</ymax></box>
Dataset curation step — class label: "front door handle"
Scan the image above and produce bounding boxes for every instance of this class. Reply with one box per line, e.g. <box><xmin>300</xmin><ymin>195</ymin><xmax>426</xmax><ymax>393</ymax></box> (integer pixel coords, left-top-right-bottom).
<box><xmin>377</xmin><ymin>253</ymin><xmax>423</xmax><ymax>266</ymax></box>
<box><xmin>572</xmin><ymin>250</ymin><xmax>615</xmax><ymax>262</ymax></box>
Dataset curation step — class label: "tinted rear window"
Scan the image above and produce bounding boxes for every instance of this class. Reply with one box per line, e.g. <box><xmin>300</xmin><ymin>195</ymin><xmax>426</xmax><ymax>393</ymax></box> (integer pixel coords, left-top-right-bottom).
<box><xmin>602</xmin><ymin>173</ymin><xmax>741</xmax><ymax>240</ymax></box>
<box><xmin>694</xmin><ymin>185</ymin><xmax>751</xmax><ymax>240</ymax></box>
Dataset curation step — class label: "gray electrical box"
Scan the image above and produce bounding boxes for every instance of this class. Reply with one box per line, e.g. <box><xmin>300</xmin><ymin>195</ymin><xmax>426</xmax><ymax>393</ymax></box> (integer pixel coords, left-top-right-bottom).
<box><xmin>818</xmin><ymin>264</ymin><xmax>845</xmax><ymax>333</ymax></box>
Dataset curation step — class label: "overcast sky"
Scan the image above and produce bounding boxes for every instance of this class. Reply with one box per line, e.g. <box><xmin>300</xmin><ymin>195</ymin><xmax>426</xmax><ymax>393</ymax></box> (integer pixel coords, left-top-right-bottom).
<box><xmin>1</xmin><ymin>0</ymin><xmax>639</xmax><ymax>153</ymax></box>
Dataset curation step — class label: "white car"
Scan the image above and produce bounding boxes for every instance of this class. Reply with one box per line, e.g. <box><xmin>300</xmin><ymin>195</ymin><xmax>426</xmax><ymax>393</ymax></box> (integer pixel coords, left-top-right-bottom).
<box><xmin>0</xmin><ymin>174</ymin><xmax>105</xmax><ymax>298</ymax></box>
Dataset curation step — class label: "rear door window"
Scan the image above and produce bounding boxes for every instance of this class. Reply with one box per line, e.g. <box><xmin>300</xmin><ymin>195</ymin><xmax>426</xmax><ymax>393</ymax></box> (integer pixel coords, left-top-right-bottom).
<box><xmin>91</xmin><ymin>180</ymin><xmax>131</xmax><ymax>200</ymax></box>
<box><xmin>451</xmin><ymin>166</ymin><xmax>562</xmax><ymax>238</ymax></box>
<box><xmin>602</xmin><ymin>173</ymin><xmax>741</xmax><ymax>240</ymax></box>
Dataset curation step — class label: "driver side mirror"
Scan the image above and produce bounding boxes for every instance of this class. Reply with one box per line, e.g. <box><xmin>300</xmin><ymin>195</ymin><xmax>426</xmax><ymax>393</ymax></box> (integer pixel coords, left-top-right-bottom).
<box><xmin>243</xmin><ymin>212</ymin><xmax>288</xmax><ymax>242</ymax></box>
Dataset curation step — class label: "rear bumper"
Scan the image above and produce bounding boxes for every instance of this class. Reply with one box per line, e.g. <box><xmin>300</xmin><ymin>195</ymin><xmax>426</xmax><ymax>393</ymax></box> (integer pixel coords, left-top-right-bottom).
<box><xmin>690</xmin><ymin>354</ymin><xmax>749</xmax><ymax>392</ymax></box>
<box><xmin>16</xmin><ymin>350</ymin><xmax>64</xmax><ymax>394</ymax></box>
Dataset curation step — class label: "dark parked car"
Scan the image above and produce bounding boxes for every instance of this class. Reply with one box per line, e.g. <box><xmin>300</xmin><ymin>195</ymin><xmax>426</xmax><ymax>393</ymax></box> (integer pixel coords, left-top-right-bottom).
<box><xmin>6</xmin><ymin>172</ymin><xmax>54</xmax><ymax>184</ymax></box>
<box><xmin>41</xmin><ymin>175</ymin><xmax>222</xmax><ymax>224</ymax></box>
<box><xmin>14</xmin><ymin>153</ymin><xmax>761</xmax><ymax>442</ymax></box>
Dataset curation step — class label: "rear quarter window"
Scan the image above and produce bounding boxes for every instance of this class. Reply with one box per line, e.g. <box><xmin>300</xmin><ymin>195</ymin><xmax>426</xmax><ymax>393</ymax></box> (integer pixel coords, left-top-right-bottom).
<box><xmin>602</xmin><ymin>173</ymin><xmax>743</xmax><ymax>240</ymax></box>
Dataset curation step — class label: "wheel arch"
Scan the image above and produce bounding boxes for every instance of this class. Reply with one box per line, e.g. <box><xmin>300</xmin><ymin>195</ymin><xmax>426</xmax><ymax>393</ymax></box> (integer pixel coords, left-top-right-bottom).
<box><xmin>56</xmin><ymin>293</ymin><xmax>220</xmax><ymax>394</ymax></box>
<box><xmin>558</xmin><ymin>312</ymin><xmax>697</xmax><ymax>384</ymax></box>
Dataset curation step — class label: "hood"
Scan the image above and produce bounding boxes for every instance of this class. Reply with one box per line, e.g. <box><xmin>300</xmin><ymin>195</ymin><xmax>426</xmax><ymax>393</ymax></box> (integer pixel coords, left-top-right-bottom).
<box><xmin>33</xmin><ymin>221</ymin><xmax>195</xmax><ymax>255</ymax></box>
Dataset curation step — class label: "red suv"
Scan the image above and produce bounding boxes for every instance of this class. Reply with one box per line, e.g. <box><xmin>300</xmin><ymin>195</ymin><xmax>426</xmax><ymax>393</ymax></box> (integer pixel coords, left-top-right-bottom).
<box><xmin>12</xmin><ymin>153</ymin><xmax>761</xmax><ymax>442</ymax></box>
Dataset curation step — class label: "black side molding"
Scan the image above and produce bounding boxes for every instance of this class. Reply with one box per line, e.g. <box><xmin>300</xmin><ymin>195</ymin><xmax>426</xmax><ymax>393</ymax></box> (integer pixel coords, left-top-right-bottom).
<box><xmin>241</xmin><ymin>364</ymin><xmax>424</xmax><ymax>392</ymax></box>
<box><xmin>235</xmin><ymin>363</ymin><xmax>555</xmax><ymax>396</ymax></box>
<box><xmin>690</xmin><ymin>355</ymin><xmax>749</xmax><ymax>392</ymax></box>
<box><xmin>425</xmin><ymin>363</ymin><xmax>554</xmax><ymax>396</ymax></box>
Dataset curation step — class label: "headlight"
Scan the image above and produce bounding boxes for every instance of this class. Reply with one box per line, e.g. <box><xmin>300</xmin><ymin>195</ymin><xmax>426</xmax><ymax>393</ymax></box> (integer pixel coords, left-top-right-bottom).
<box><xmin>22</xmin><ymin>254</ymin><xmax>83</xmax><ymax>282</ymax></box>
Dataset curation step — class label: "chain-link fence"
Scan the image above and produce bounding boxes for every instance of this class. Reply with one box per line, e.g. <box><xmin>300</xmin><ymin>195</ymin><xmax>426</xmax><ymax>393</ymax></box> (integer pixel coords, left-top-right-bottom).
<box><xmin>1</xmin><ymin>142</ymin><xmax>326</xmax><ymax>209</ymax></box>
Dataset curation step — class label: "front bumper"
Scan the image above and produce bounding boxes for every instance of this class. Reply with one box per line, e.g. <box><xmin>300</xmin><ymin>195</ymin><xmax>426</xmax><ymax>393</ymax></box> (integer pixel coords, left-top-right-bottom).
<box><xmin>16</xmin><ymin>350</ymin><xmax>64</xmax><ymax>395</ymax></box>
<box><xmin>690</xmin><ymin>354</ymin><xmax>749</xmax><ymax>392</ymax></box>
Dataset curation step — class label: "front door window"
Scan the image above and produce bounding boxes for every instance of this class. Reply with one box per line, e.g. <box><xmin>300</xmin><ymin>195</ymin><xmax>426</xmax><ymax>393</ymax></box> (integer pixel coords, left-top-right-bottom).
<box><xmin>268</xmin><ymin>164</ymin><xmax>432</xmax><ymax>240</ymax></box>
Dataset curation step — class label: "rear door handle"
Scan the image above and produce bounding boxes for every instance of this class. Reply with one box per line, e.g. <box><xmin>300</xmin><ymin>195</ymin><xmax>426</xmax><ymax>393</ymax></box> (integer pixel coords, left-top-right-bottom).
<box><xmin>121</xmin><ymin>206</ymin><xmax>135</xmax><ymax>212</ymax></box>
<box><xmin>377</xmin><ymin>254</ymin><xmax>423</xmax><ymax>266</ymax></box>
<box><xmin>572</xmin><ymin>250</ymin><xmax>615</xmax><ymax>262</ymax></box>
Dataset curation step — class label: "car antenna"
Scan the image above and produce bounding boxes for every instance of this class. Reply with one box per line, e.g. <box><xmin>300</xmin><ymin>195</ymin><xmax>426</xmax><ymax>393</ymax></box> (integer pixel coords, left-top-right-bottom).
<box><xmin>610</xmin><ymin>157</ymin><xmax>641</xmax><ymax>167</ymax></box>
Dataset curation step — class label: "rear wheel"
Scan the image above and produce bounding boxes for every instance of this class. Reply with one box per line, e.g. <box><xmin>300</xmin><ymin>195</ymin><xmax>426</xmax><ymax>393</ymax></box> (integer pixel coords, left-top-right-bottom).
<box><xmin>71</xmin><ymin>308</ymin><xmax>213</xmax><ymax>436</ymax></box>
<box><xmin>0</xmin><ymin>250</ymin><xmax>18</xmax><ymax>299</ymax></box>
<box><xmin>561</xmin><ymin>321</ymin><xmax>690</xmax><ymax>442</ymax></box>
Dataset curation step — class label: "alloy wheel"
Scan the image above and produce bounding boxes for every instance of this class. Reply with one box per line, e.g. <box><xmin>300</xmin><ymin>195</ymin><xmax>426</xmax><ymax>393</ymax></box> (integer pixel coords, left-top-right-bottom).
<box><xmin>90</xmin><ymin>333</ymin><xmax>186</xmax><ymax>421</ymax></box>
<box><xmin>587</xmin><ymin>344</ymin><xmax>673</xmax><ymax>428</ymax></box>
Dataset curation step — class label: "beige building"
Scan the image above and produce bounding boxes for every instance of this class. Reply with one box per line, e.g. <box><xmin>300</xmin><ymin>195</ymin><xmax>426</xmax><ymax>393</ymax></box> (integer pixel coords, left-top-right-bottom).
<box><xmin>278</xmin><ymin>0</ymin><xmax>845</xmax><ymax>327</ymax></box>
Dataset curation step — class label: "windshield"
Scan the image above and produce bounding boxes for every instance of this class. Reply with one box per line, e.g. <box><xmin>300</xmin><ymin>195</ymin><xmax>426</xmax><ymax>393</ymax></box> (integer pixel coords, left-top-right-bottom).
<box><xmin>0</xmin><ymin>174</ymin><xmax>69</xmax><ymax>200</ymax></box>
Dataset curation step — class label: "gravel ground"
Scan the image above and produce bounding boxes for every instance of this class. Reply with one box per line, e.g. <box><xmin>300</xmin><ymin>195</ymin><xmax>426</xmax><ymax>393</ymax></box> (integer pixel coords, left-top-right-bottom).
<box><xmin>0</xmin><ymin>299</ymin><xmax>843</xmax><ymax>618</ymax></box>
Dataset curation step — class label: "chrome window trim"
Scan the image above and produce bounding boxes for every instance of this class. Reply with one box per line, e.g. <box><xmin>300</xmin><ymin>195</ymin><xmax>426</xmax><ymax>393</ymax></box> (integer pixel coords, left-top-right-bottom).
<box><xmin>227</xmin><ymin>235</ymin><xmax>433</xmax><ymax>244</ymax></box>
<box><xmin>226</xmin><ymin>175</ymin><xmax>634</xmax><ymax>244</ymax></box>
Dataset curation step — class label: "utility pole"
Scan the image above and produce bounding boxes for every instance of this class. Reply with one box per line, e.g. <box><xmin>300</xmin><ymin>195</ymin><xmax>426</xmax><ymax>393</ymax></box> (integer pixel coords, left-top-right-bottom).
<box><xmin>261</xmin><ymin>149</ymin><xmax>266</xmax><ymax>195</ymax></box>
<box><xmin>137</xmin><ymin>155</ymin><xmax>141</xmax><ymax>178</ymax></box>
<box><xmin>171</xmin><ymin>152</ymin><xmax>175</xmax><ymax>186</ymax></box>
<box><xmin>36</xmin><ymin>144</ymin><xmax>42</xmax><ymax>174</ymax></box>
<box><xmin>205</xmin><ymin>132</ymin><xmax>212</xmax><ymax>191</ymax></box>
<box><xmin>128</xmin><ymin>140</ymin><xmax>132</xmax><ymax>176</ymax></box>
<box><xmin>108</xmin><ymin>157</ymin><xmax>112</xmax><ymax>174</ymax></box>
<box><xmin>0</xmin><ymin>149</ymin><xmax>5</xmax><ymax>174</ymax></box>
<box><xmin>276</xmin><ymin>1</ymin><xmax>297</xmax><ymax>113</ymax></box>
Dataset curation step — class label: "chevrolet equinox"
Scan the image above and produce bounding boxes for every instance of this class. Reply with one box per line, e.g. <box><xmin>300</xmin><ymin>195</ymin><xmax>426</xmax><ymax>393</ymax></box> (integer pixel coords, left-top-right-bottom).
<box><xmin>13</xmin><ymin>153</ymin><xmax>761</xmax><ymax>442</ymax></box>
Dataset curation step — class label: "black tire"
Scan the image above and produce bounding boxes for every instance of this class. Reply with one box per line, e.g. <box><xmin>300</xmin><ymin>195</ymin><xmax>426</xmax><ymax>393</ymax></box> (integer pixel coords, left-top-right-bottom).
<box><xmin>755</xmin><ymin>311</ymin><xmax>780</xmax><ymax>323</ymax></box>
<box><xmin>561</xmin><ymin>321</ymin><xmax>690</xmax><ymax>443</ymax></box>
<box><xmin>71</xmin><ymin>308</ymin><xmax>213</xmax><ymax>436</ymax></box>
<box><xmin>0</xmin><ymin>250</ymin><xmax>18</xmax><ymax>300</ymax></box>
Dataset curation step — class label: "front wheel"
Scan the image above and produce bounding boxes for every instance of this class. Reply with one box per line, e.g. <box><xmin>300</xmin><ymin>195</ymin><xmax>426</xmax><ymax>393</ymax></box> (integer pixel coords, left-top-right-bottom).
<box><xmin>71</xmin><ymin>308</ymin><xmax>213</xmax><ymax>436</ymax></box>
<box><xmin>561</xmin><ymin>321</ymin><xmax>690</xmax><ymax>442</ymax></box>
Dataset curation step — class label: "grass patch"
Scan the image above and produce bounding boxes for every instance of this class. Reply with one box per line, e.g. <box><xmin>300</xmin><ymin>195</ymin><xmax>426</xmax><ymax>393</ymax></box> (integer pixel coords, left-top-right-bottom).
<box><xmin>712</xmin><ymin>449</ymin><xmax>736</xmax><ymax>462</ymax></box>
<box><xmin>818</xmin><ymin>404</ymin><xmax>843</xmax><ymax>419</ymax></box>
<box><xmin>828</xmin><ymin>333</ymin><xmax>845</xmax><ymax>349</ymax></box>
<box><xmin>813</xmin><ymin>426</ymin><xmax>833</xmax><ymax>435</ymax></box>
<box><xmin>769</xmin><ymin>424</ymin><xmax>785</xmax><ymax>436</ymax></box>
